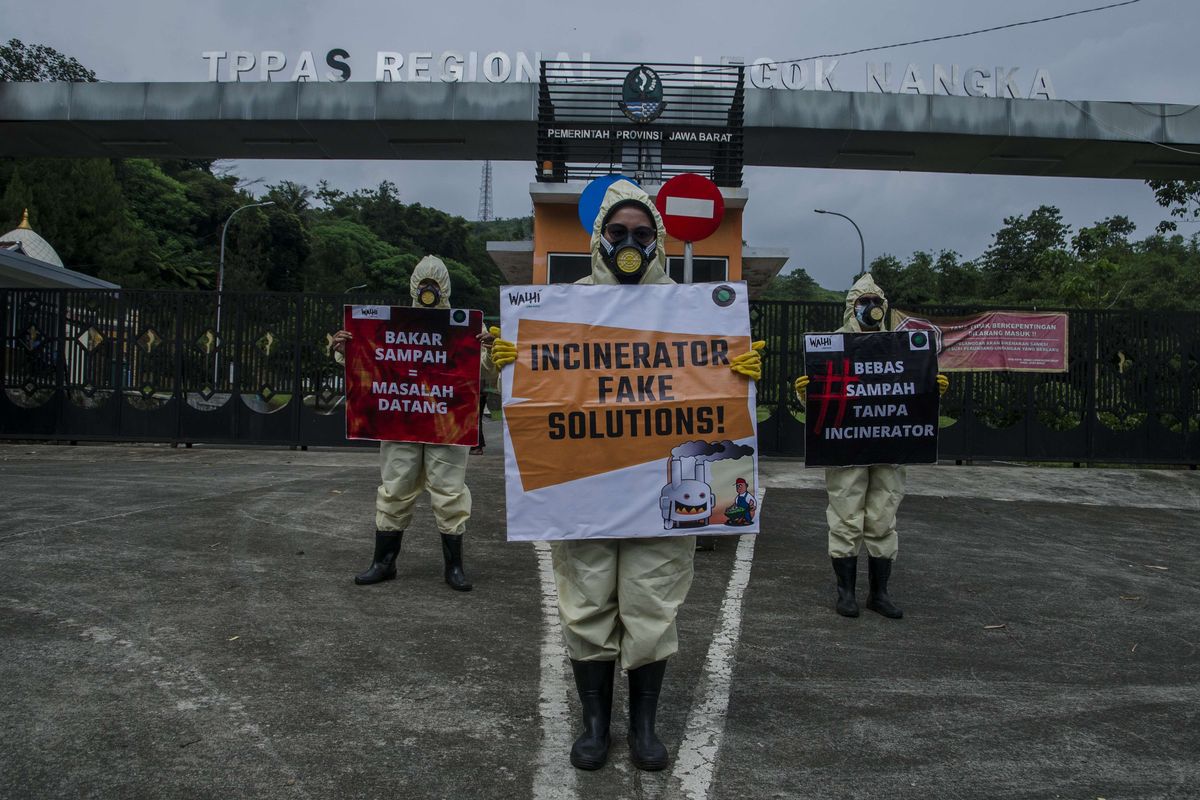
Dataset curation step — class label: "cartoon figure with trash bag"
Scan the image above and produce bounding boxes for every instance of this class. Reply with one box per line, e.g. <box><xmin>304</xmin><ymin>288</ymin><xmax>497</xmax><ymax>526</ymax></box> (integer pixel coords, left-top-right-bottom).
<box><xmin>724</xmin><ymin>477</ymin><xmax>756</xmax><ymax>526</ymax></box>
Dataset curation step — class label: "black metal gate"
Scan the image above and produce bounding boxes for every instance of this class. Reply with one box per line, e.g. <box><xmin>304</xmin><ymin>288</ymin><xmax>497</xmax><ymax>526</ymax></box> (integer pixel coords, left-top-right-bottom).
<box><xmin>0</xmin><ymin>288</ymin><xmax>376</xmax><ymax>447</ymax></box>
<box><xmin>751</xmin><ymin>300</ymin><xmax>1200</xmax><ymax>464</ymax></box>
<box><xmin>4</xmin><ymin>289</ymin><xmax>1198</xmax><ymax>463</ymax></box>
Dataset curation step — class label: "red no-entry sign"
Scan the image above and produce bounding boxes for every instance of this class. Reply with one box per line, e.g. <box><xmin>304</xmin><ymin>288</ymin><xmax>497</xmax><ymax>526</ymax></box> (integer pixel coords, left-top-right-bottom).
<box><xmin>655</xmin><ymin>173</ymin><xmax>725</xmax><ymax>242</ymax></box>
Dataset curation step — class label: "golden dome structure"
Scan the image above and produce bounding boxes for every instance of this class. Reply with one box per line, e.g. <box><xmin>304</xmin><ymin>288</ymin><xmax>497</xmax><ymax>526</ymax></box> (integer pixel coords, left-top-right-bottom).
<box><xmin>0</xmin><ymin>209</ymin><xmax>64</xmax><ymax>268</ymax></box>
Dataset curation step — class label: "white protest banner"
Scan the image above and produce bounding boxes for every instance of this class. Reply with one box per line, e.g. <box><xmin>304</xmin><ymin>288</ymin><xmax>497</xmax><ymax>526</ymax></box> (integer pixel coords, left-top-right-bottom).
<box><xmin>499</xmin><ymin>282</ymin><xmax>760</xmax><ymax>541</ymax></box>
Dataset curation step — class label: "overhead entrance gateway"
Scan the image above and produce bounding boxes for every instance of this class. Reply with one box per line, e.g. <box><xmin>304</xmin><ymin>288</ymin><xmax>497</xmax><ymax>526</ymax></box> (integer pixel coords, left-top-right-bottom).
<box><xmin>1</xmin><ymin>76</ymin><xmax>1198</xmax><ymax>179</ymax></box>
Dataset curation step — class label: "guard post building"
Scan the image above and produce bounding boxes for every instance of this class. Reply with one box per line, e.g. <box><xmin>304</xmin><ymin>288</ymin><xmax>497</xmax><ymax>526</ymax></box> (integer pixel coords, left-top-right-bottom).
<box><xmin>487</xmin><ymin>61</ymin><xmax>788</xmax><ymax>292</ymax></box>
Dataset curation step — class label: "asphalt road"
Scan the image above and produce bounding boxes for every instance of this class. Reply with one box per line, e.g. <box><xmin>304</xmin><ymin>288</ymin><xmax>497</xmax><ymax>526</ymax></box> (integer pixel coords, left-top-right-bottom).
<box><xmin>1</xmin><ymin>439</ymin><xmax>1197</xmax><ymax>800</ymax></box>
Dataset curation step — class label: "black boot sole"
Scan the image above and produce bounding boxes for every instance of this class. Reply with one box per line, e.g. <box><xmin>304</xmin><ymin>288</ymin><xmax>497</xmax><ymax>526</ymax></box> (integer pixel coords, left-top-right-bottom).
<box><xmin>444</xmin><ymin>569</ymin><xmax>473</xmax><ymax>592</ymax></box>
<box><xmin>353</xmin><ymin>569</ymin><xmax>396</xmax><ymax>585</ymax></box>
<box><xmin>836</xmin><ymin>604</ymin><xmax>860</xmax><ymax>618</ymax></box>
<box><xmin>627</xmin><ymin>734</ymin><xmax>668</xmax><ymax>771</ymax></box>
<box><xmin>570</xmin><ymin>740</ymin><xmax>610</xmax><ymax>771</ymax></box>
<box><xmin>866</xmin><ymin>599</ymin><xmax>903</xmax><ymax>619</ymax></box>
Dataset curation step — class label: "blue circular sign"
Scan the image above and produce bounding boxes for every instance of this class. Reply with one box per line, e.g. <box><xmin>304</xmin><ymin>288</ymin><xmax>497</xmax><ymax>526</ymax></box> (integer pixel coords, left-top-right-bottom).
<box><xmin>578</xmin><ymin>175</ymin><xmax>639</xmax><ymax>235</ymax></box>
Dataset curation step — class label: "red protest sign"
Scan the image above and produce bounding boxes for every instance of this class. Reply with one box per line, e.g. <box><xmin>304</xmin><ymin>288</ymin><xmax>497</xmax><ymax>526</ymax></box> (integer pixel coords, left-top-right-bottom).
<box><xmin>655</xmin><ymin>173</ymin><xmax>725</xmax><ymax>242</ymax></box>
<box><xmin>891</xmin><ymin>310</ymin><xmax>1069</xmax><ymax>373</ymax></box>
<box><xmin>343</xmin><ymin>305</ymin><xmax>483</xmax><ymax>445</ymax></box>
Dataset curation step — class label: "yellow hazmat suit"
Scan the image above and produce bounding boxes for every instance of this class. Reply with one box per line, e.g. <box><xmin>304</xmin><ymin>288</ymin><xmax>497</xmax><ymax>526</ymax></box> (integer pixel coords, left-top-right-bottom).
<box><xmin>489</xmin><ymin>179</ymin><xmax>762</xmax><ymax>770</ymax></box>
<box><xmin>375</xmin><ymin>256</ymin><xmax>493</xmax><ymax>536</ymax></box>
<box><xmin>824</xmin><ymin>273</ymin><xmax>905</xmax><ymax>561</ymax></box>
<box><xmin>551</xmin><ymin>180</ymin><xmax>696</xmax><ymax>670</ymax></box>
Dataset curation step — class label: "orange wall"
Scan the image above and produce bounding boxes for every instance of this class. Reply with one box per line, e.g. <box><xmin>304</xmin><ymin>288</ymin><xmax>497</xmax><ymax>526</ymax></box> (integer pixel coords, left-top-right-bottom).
<box><xmin>533</xmin><ymin>203</ymin><xmax>743</xmax><ymax>284</ymax></box>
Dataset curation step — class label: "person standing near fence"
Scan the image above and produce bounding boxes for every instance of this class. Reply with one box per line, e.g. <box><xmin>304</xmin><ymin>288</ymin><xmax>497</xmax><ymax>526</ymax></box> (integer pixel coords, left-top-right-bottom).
<box><xmin>485</xmin><ymin>180</ymin><xmax>764</xmax><ymax>771</ymax></box>
<box><xmin>794</xmin><ymin>273</ymin><xmax>948</xmax><ymax>619</ymax></box>
<box><xmin>331</xmin><ymin>255</ymin><xmax>495</xmax><ymax>592</ymax></box>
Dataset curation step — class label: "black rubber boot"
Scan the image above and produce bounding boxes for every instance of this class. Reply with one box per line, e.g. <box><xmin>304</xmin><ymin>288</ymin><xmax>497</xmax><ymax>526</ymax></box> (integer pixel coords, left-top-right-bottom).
<box><xmin>354</xmin><ymin>530</ymin><xmax>402</xmax><ymax>585</ymax></box>
<box><xmin>627</xmin><ymin>660</ymin><xmax>670</xmax><ymax>771</ymax></box>
<box><xmin>440</xmin><ymin>533</ymin><xmax>473</xmax><ymax>592</ymax></box>
<box><xmin>695</xmin><ymin>536</ymin><xmax>718</xmax><ymax>552</ymax></box>
<box><xmin>569</xmin><ymin>659</ymin><xmax>615</xmax><ymax>770</ymax></box>
<box><xmin>831</xmin><ymin>556</ymin><xmax>860</xmax><ymax>617</ymax></box>
<box><xmin>866</xmin><ymin>556</ymin><xmax>903</xmax><ymax>619</ymax></box>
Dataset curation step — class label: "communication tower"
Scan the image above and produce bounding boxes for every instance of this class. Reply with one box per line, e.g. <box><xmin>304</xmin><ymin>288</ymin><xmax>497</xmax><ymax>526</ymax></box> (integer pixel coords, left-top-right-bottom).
<box><xmin>477</xmin><ymin>161</ymin><xmax>494</xmax><ymax>222</ymax></box>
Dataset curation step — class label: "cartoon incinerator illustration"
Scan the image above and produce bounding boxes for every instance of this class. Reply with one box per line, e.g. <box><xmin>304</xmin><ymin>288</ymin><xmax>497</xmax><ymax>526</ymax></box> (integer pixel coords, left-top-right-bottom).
<box><xmin>659</xmin><ymin>450</ymin><xmax>715</xmax><ymax>528</ymax></box>
<box><xmin>658</xmin><ymin>440</ymin><xmax>755</xmax><ymax>529</ymax></box>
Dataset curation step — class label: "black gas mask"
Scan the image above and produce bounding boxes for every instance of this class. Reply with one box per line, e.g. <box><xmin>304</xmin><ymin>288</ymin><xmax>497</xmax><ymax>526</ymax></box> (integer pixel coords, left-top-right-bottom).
<box><xmin>416</xmin><ymin>282</ymin><xmax>442</xmax><ymax>308</ymax></box>
<box><xmin>855</xmin><ymin>297</ymin><xmax>886</xmax><ymax>329</ymax></box>
<box><xmin>599</xmin><ymin>221</ymin><xmax>658</xmax><ymax>285</ymax></box>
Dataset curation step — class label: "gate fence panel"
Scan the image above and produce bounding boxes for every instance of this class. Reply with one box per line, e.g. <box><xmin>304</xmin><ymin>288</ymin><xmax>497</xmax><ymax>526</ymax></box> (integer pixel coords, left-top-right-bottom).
<box><xmin>3</xmin><ymin>290</ymin><xmax>1196</xmax><ymax>463</ymax></box>
<box><xmin>749</xmin><ymin>300</ymin><xmax>1198</xmax><ymax>464</ymax></box>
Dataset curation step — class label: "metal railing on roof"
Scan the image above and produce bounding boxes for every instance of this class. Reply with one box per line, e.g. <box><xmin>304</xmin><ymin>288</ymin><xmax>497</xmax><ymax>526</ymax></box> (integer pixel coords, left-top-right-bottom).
<box><xmin>536</xmin><ymin>61</ymin><xmax>745</xmax><ymax>186</ymax></box>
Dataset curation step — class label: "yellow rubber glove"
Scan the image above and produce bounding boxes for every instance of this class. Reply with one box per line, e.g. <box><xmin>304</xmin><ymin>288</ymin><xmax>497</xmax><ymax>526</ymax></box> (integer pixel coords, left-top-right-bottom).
<box><xmin>489</xmin><ymin>325</ymin><xmax>517</xmax><ymax>368</ymax></box>
<box><xmin>794</xmin><ymin>375</ymin><xmax>809</xmax><ymax>401</ymax></box>
<box><xmin>729</xmin><ymin>340</ymin><xmax>766</xmax><ymax>381</ymax></box>
<box><xmin>937</xmin><ymin>373</ymin><xmax>949</xmax><ymax>396</ymax></box>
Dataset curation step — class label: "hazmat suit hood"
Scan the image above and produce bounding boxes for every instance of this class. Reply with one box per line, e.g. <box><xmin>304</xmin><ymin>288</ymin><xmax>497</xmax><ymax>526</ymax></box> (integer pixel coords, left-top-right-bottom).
<box><xmin>410</xmin><ymin>255</ymin><xmax>452</xmax><ymax>309</ymax></box>
<box><xmin>842</xmin><ymin>272</ymin><xmax>889</xmax><ymax>332</ymax></box>
<box><xmin>587</xmin><ymin>180</ymin><xmax>670</xmax><ymax>286</ymax></box>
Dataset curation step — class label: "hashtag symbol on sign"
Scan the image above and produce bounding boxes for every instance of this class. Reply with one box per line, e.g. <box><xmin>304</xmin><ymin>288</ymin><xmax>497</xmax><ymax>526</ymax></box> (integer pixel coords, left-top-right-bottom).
<box><xmin>810</xmin><ymin>358</ymin><xmax>860</xmax><ymax>437</ymax></box>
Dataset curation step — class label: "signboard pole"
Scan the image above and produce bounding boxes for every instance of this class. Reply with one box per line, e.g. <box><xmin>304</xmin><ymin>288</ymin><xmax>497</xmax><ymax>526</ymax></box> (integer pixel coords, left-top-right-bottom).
<box><xmin>684</xmin><ymin>241</ymin><xmax>694</xmax><ymax>284</ymax></box>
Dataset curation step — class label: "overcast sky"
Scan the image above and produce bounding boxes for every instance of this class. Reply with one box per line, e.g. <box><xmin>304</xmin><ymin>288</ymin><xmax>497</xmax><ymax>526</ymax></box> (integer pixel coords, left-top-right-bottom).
<box><xmin>11</xmin><ymin>0</ymin><xmax>1198</xmax><ymax>289</ymax></box>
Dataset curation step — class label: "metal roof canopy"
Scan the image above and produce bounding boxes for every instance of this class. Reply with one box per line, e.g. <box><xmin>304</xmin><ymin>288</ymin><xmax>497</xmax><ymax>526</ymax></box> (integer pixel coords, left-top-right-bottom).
<box><xmin>0</xmin><ymin>248</ymin><xmax>120</xmax><ymax>289</ymax></box>
<box><xmin>1</xmin><ymin>81</ymin><xmax>1198</xmax><ymax>179</ymax></box>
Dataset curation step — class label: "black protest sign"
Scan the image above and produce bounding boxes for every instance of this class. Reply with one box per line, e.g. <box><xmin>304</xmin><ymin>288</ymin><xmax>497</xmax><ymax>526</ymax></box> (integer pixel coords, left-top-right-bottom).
<box><xmin>804</xmin><ymin>330</ymin><xmax>939</xmax><ymax>467</ymax></box>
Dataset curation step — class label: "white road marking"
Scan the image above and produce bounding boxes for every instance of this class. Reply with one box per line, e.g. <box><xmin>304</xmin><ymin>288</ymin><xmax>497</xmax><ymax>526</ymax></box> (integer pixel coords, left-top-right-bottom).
<box><xmin>531</xmin><ymin>540</ymin><xmax>581</xmax><ymax>800</ymax></box>
<box><xmin>664</xmin><ymin>196</ymin><xmax>715</xmax><ymax>219</ymax></box>
<box><xmin>669</xmin><ymin>489</ymin><xmax>764</xmax><ymax>800</ymax></box>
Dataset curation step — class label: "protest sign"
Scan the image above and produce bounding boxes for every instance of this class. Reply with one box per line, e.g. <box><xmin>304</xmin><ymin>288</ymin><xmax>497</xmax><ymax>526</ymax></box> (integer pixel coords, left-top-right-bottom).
<box><xmin>804</xmin><ymin>330</ymin><xmax>939</xmax><ymax>467</ymax></box>
<box><xmin>499</xmin><ymin>282</ymin><xmax>760</xmax><ymax>541</ymax></box>
<box><xmin>891</xmin><ymin>309</ymin><xmax>1068</xmax><ymax>372</ymax></box>
<box><xmin>343</xmin><ymin>305</ymin><xmax>482</xmax><ymax>445</ymax></box>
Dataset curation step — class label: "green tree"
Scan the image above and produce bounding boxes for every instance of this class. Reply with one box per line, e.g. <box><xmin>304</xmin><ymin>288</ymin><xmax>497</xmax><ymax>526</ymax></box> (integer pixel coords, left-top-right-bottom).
<box><xmin>304</xmin><ymin>218</ymin><xmax>401</xmax><ymax>295</ymax></box>
<box><xmin>0</xmin><ymin>158</ymin><xmax>158</xmax><ymax>284</ymax></box>
<box><xmin>0</xmin><ymin>166</ymin><xmax>33</xmax><ymax>225</ymax></box>
<box><xmin>1116</xmin><ymin>234</ymin><xmax>1200</xmax><ymax>309</ymax></box>
<box><xmin>933</xmin><ymin>250</ymin><xmax>981</xmax><ymax>302</ymax></box>
<box><xmin>981</xmin><ymin>205</ymin><xmax>1072</xmax><ymax>302</ymax></box>
<box><xmin>1147</xmin><ymin>180</ymin><xmax>1200</xmax><ymax>233</ymax></box>
<box><xmin>760</xmin><ymin>267</ymin><xmax>840</xmax><ymax>301</ymax></box>
<box><xmin>866</xmin><ymin>254</ymin><xmax>904</xmax><ymax>296</ymax></box>
<box><xmin>266</xmin><ymin>180</ymin><xmax>313</xmax><ymax>215</ymax></box>
<box><xmin>224</xmin><ymin>206</ymin><xmax>311</xmax><ymax>292</ymax></box>
<box><xmin>0</xmin><ymin>39</ymin><xmax>96</xmax><ymax>81</ymax></box>
<box><xmin>1050</xmin><ymin>216</ymin><xmax>1137</xmax><ymax>308</ymax></box>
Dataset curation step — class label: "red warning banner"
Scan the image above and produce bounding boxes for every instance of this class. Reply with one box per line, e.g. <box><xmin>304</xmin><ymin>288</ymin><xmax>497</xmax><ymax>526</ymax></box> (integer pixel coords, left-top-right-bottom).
<box><xmin>343</xmin><ymin>305</ymin><xmax>482</xmax><ymax>445</ymax></box>
<box><xmin>891</xmin><ymin>309</ymin><xmax>1069</xmax><ymax>373</ymax></box>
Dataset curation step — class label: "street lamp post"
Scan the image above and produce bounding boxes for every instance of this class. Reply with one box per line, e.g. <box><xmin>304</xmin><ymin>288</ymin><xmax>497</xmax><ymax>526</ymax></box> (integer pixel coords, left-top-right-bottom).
<box><xmin>214</xmin><ymin>201</ymin><xmax>274</xmax><ymax>386</ymax></box>
<box><xmin>814</xmin><ymin>208</ymin><xmax>866</xmax><ymax>283</ymax></box>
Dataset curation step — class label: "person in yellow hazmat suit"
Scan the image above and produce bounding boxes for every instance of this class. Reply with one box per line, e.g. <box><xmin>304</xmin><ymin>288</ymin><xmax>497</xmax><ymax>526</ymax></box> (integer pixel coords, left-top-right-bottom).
<box><xmin>794</xmin><ymin>273</ymin><xmax>949</xmax><ymax>619</ymax></box>
<box><xmin>331</xmin><ymin>255</ymin><xmax>495</xmax><ymax>592</ymax></box>
<box><xmin>482</xmin><ymin>179</ymin><xmax>764</xmax><ymax>772</ymax></box>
